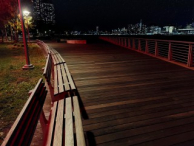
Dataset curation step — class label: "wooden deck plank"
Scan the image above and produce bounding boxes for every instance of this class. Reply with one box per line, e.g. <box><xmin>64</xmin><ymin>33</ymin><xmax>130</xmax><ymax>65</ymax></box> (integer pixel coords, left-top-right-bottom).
<box><xmin>48</xmin><ymin>41</ymin><xmax>194</xmax><ymax>146</ymax></box>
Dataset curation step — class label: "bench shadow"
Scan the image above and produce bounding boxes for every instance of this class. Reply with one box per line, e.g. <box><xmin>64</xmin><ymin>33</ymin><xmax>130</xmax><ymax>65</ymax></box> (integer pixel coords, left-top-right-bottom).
<box><xmin>74</xmin><ymin>88</ymin><xmax>89</xmax><ymax>120</ymax></box>
<box><xmin>85</xmin><ymin>131</ymin><xmax>97</xmax><ymax>146</ymax></box>
<box><xmin>71</xmin><ymin>75</ymin><xmax>89</xmax><ymax>120</ymax></box>
<box><xmin>71</xmin><ymin>76</ymin><xmax>97</xmax><ymax>146</ymax></box>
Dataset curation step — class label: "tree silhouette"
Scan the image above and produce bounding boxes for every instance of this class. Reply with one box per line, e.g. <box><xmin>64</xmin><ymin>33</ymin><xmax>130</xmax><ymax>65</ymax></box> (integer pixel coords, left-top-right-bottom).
<box><xmin>0</xmin><ymin>0</ymin><xmax>17</xmax><ymax>42</ymax></box>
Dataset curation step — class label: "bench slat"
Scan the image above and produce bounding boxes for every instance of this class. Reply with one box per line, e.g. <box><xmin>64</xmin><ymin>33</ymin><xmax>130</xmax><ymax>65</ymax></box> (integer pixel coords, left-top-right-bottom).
<box><xmin>50</xmin><ymin>48</ymin><xmax>65</xmax><ymax>65</ymax></box>
<box><xmin>51</xmin><ymin>52</ymin><xmax>57</xmax><ymax>65</ymax></box>
<box><xmin>21</xmin><ymin>87</ymin><xmax>47</xmax><ymax>145</ymax></box>
<box><xmin>43</xmin><ymin>54</ymin><xmax>50</xmax><ymax>75</ymax></box>
<box><xmin>59</xmin><ymin>55</ymin><xmax>65</xmax><ymax>63</ymax></box>
<box><xmin>43</xmin><ymin>54</ymin><xmax>52</xmax><ymax>83</ymax></box>
<box><xmin>46</xmin><ymin>102</ymin><xmax>58</xmax><ymax>146</ymax></box>
<box><xmin>54</xmin><ymin>65</ymin><xmax>58</xmax><ymax>95</ymax></box>
<box><xmin>22</xmin><ymin>90</ymin><xmax>47</xmax><ymax>145</ymax></box>
<box><xmin>65</xmin><ymin>97</ymin><xmax>74</xmax><ymax>146</ymax></box>
<box><xmin>61</xmin><ymin>64</ymin><xmax>70</xmax><ymax>91</ymax></box>
<box><xmin>53</xmin><ymin>99</ymin><xmax>64</xmax><ymax>146</ymax></box>
<box><xmin>56</xmin><ymin>54</ymin><xmax>63</xmax><ymax>64</ymax></box>
<box><xmin>57</xmin><ymin>65</ymin><xmax>64</xmax><ymax>94</ymax></box>
<box><xmin>73</xmin><ymin>96</ymin><xmax>86</xmax><ymax>146</ymax></box>
<box><xmin>64</xmin><ymin>64</ymin><xmax>76</xmax><ymax>90</ymax></box>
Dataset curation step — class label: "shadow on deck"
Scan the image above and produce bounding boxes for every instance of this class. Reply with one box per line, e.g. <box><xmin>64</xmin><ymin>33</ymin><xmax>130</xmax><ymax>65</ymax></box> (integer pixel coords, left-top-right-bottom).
<box><xmin>48</xmin><ymin>40</ymin><xmax>194</xmax><ymax>146</ymax></box>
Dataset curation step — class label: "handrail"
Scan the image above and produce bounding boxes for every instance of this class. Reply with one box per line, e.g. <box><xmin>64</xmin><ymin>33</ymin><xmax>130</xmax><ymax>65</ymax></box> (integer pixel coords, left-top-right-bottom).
<box><xmin>116</xmin><ymin>37</ymin><xmax>194</xmax><ymax>44</ymax></box>
<box><xmin>99</xmin><ymin>36</ymin><xmax>194</xmax><ymax>69</ymax></box>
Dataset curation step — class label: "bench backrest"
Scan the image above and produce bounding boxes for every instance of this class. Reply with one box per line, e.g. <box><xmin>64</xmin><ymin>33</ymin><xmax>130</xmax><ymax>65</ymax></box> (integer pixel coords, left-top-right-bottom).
<box><xmin>37</xmin><ymin>40</ymin><xmax>50</xmax><ymax>55</ymax></box>
<box><xmin>43</xmin><ymin>54</ymin><xmax>52</xmax><ymax>84</ymax></box>
<box><xmin>2</xmin><ymin>79</ymin><xmax>47</xmax><ymax>146</ymax></box>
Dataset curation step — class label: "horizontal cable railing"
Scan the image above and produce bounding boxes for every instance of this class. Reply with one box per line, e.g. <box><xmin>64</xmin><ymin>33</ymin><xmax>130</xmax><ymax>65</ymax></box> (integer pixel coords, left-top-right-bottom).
<box><xmin>99</xmin><ymin>36</ymin><xmax>194</xmax><ymax>68</ymax></box>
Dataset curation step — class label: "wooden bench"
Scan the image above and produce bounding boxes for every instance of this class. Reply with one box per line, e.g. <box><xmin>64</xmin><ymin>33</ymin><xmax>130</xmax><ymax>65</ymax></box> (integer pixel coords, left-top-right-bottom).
<box><xmin>43</xmin><ymin>53</ymin><xmax>73</xmax><ymax>102</ymax></box>
<box><xmin>41</xmin><ymin>44</ymin><xmax>86</xmax><ymax>145</ymax></box>
<box><xmin>2</xmin><ymin>79</ymin><xmax>47</xmax><ymax>146</ymax></box>
<box><xmin>54</xmin><ymin>63</ymin><xmax>76</xmax><ymax>100</ymax></box>
<box><xmin>50</xmin><ymin>48</ymin><xmax>65</xmax><ymax>65</ymax></box>
<box><xmin>37</xmin><ymin>40</ymin><xmax>51</xmax><ymax>55</ymax></box>
<box><xmin>43</xmin><ymin>46</ymin><xmax>74</xmax><ymax>101</ymax></box>
<box><xmin>43</xmin><ymin>95</ymin><xmax>86</xmax><ymax>146</ymax></box>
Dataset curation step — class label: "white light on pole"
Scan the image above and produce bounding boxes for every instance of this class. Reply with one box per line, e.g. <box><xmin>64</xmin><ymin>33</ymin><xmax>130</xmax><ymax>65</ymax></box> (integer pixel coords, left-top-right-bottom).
<box><xmin>23</xmin><ymin>10</ymin><xmax>30</xmax><ymax>17</ymax></box>
<box><xmin>18</xmin><ymin>0</ymin><xmax>34</xmax><ymax>70</ymax></box>
<box><xmin>23</xmin><ymin>10</ymin><xmax>31</xmax><ymax>43</ymax></box>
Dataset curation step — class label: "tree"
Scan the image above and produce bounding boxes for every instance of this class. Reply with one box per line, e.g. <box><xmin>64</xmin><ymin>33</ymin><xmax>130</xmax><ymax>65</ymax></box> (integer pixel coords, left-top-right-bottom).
<box><xmin>0</xmin><ymin>0</ymin><xmax>17</xmax><ymax>42</ymax></box>
<box><xmin>17</xmin><ymin>14</ymin><xmax>35</xmax><ymax>42</ymax></box>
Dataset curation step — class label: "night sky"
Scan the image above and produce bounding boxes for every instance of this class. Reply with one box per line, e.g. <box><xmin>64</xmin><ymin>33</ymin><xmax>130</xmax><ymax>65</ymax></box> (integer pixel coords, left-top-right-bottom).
<box><xmin>52</xmin><ymin>0</ymin><xmax>194</xmax><ymax>31</ymax></box>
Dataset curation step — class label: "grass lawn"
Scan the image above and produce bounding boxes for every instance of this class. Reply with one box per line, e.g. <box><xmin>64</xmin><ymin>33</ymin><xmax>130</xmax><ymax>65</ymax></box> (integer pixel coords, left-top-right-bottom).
<box><xmin>0</xmin><ymin>42</ymin><xmax>45</xmax><ymax>144</ymax></box>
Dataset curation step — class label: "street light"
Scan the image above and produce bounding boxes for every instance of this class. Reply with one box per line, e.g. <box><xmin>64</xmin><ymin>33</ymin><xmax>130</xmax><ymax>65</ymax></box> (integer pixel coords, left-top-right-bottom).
<box><xmin>18</xmin><ymin>0</ymin><xmax>34</xmax><ymax>70</ymax></box>
<box><xmin>23</xmin><ymin>10</ymin><xmax>31</xmax><ymax>43</ymax></box>
<box><xmin>23</xmin><ymin>10</ymin><xmax>30</xmax><ymax>17</ymax></box>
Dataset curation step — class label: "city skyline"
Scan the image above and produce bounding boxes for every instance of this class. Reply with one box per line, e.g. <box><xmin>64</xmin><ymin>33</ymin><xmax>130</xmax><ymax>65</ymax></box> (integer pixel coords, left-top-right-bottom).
<box><xmin>52</xmin><ymin>0</ymin><xmax>194</xmax><ymax>31</ymax></box>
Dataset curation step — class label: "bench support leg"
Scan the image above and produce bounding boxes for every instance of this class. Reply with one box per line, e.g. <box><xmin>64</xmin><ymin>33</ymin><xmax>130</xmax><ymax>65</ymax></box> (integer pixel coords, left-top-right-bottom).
<box><xmin>39</xmin><ymin>110</ymin><xmax>48</xmax><ymax>136</ymax></box>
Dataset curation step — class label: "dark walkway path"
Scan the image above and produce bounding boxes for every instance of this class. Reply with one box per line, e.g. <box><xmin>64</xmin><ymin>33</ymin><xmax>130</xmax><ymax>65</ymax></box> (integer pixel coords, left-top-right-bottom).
<box><xmin>48</xmin><ymin>40</ymin><xmax>194</xmax><ymax>146</ymax></box>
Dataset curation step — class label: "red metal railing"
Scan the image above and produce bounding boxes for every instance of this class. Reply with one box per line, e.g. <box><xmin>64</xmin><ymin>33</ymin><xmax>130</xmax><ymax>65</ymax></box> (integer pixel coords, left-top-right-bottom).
<box><xmin>100</xmin><ymin>36</ymin><xmax>194</xmax><ymax>69</ymax></box>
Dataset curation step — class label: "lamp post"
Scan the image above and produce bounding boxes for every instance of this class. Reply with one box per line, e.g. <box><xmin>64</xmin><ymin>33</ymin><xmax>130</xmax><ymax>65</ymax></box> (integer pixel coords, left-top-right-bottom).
<box><xmin>18</xmin><ymin>0</ymin><xmax>34</xmax><ymax>70</ymax></box>
<box><xmin>23</xmin><ymin>10</ymin><xmax>30</xmax><ymax>43</ymax></box>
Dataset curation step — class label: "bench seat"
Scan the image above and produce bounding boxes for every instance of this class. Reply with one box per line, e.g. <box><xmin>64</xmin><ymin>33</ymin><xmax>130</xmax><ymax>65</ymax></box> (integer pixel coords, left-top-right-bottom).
<box><xmin>44</xmin><ymin>96</ymin><xmax>86</xmax><ymax>146</ymax></box>
<box><xmin>50</xmin><ymin>49</ymin><xmax>65</xmax><ymax>65</ymax></box>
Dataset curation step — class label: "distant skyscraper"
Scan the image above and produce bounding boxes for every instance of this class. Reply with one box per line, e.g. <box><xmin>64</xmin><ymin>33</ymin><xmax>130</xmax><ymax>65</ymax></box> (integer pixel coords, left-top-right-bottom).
<box><xmin>96</xmin><ymin>26</ymin><xmax>99</xmax><ymax>35</ymax></box>
<box><xmin>32</xmin><ymin>0</ymin><xmax>42</xmax><ymax>21</ymax></box>
<box><xmin>192</xmin><ymin>4</ymin><xmax>194</xmax><ymax>22</ymax></box>
<box><xmin>140</xmin><ymin>19</ymin><xmax>142</xmax><ymax>31</ymax></box>
<box><xmin>41</xmin><ymin>2</ymin><xmax>55</xmax><ymax>25</ymax></box>
<box><xmin>32</xmin><ymin>0</ymin><xmax>55</xmax><ymax>25</ymax></box>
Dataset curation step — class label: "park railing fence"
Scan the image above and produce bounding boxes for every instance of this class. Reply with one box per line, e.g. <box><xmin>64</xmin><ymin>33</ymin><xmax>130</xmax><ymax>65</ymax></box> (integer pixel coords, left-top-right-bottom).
<box><xmin>100</xmin><ymin>36</ymin><xmax>194</xmax><ymax>69</ymax></box>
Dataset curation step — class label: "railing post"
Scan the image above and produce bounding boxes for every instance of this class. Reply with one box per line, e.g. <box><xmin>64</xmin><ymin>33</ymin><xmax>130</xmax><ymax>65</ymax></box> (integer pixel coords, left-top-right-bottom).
<box><xmin>133</xmin><ymin>39</ymin><xmax>135</xmax><ymax>49</ymax></box>
<box><xmin>128</xmin><ymin>38</ymin><xmax>131</xmax><ymax>49</ymax></box>
<box><xmin>155</xmin><ymin>40</ymin><xmax>158</xmax><ymax>56</ymax></box>
<box><xmin>145</xmin><ymin>40</ymin><xmax>148</xmax><ymax>53</ymax></box>
<box><xmin>125</xmin><ymin>38</ymin><xmax>127</xmax><ymax>47</ymax></box>
<box><xmin>138</xmin><ymin>39</ymin><xmax>141</xmax><ymax>51</ymax></box>
<box><xmin>121</xmin><ymin>38</ymin><xmax>123</xmax><ymax>46</ymax></box>
<box><xmin>187</xmin><ymin>44</ymin><xmax>193</xmax><ymax>67</ymax></box>
<box><xmin>168</xmin><ymin>42</ymin><xmax>172</xmax><ymax>61</ymax></box>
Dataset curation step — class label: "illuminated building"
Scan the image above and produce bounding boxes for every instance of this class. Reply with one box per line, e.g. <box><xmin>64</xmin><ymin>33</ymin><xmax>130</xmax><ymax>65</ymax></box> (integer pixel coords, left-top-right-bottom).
<box><xmin>32</xmin><ymin>0</ymin><xmax>42</xmax><ymax>21</ymax></box>
<box><xmin>32</xmin><ymin>0</ymin><xmax>55</xmax><ymax>25</ymax></box>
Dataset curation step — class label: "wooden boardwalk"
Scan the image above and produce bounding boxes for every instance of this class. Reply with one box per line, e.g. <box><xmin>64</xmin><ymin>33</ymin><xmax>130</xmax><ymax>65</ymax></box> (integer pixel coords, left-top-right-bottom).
<box><xmin>49</xmin><ymin>41</ymin><xmax>194</xmax><ymax>146</ymax></box>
